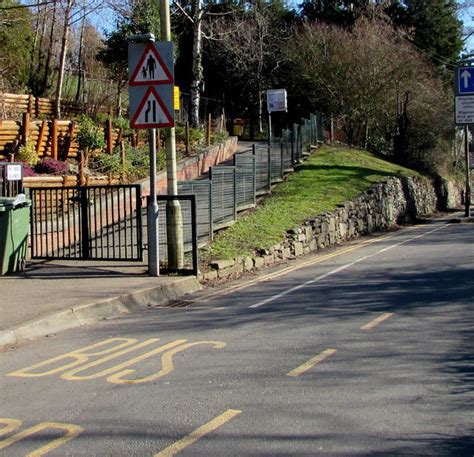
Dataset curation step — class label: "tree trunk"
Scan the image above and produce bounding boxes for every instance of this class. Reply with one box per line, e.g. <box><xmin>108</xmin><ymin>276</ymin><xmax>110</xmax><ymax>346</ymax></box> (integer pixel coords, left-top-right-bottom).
<box><xmin>54</xmin><ymin>0</ymin><xmax>74</xmax><ymax>119</ymax></box>
<box><xmin>190</xmin><ymin>0</ymin><xmax>203</xmax><ymax>129</ymax></box>
<box><xmin>75</xmin><ymin>15</ymin><xmax>85</xmax><ymax>103</ymax></box>
<box><xmin>41</xmin><ymin>0</ymin><xmax>58</xmax><ymax>97</ymax></box>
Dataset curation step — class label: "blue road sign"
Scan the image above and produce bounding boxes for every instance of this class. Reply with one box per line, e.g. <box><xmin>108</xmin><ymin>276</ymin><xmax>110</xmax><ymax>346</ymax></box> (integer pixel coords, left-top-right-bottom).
<box><xmin>456</xmin><ymin>66</ymin><xmax>474</xmax><ymax>95</ymax></box>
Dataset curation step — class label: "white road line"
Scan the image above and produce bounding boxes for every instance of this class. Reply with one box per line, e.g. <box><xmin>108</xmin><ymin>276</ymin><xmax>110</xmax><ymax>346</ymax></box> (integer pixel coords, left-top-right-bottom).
<box><xmin>249</xmin><ymin>224</ymin><xmax>448</xmax><ymax>309</ymax></box>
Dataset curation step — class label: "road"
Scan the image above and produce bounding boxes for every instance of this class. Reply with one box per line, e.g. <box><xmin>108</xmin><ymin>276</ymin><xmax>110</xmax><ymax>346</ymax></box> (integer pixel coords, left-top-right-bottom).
<box><xmin>1</xmin><ymin>218</ymin><xmax>473</xmax><ymax>456</ymax></box>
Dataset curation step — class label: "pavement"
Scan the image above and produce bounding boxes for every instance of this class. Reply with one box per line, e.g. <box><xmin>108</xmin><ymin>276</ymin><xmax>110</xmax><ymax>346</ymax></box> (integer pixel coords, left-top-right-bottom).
<box><xmin>0</xmin><ymin>140</ymin><xmax>265</xmax><ymax>351</ymax></box>
<box><xmin>0</xmin><ymin>259</ymin><xmax>202</xmax><ymax>349</ymax></box>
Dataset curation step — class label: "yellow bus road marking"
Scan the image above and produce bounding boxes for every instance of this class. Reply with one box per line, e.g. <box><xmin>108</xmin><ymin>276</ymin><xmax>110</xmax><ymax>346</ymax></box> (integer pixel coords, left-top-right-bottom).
<box><xmin>155</xmin><ymin>409</ymin><xmax>241</xmax><ymax>457</ymax></box>
<box><xmin>60</xmin><ymin>339</ymin><xmax>186</xmax><ymax>381</ymax></box>
<box><xmin>106</xmin><ymin>341</ymin><xmax>226</xmax><ymax>385</ymax></box>
<box><xmin>0</xmin><ymin>419</ymin><xmax>82</xmax><ymax>456</ymax></box>
<box><xmin>8</xmin><ymin>337</ymin><xmax>226</xmax><ymax>384</ymax></box>
<box><xmin>360</xmin><ymin>313</ymin><xmax>394</xmax><ymax>330</ymax></box>
<box><xmin>0</xmin><ymin>418</ymin><xmax>22</xmax><ymax>437</ymax></box>
<box><xmin>287</xmin><ymin>348</ymin><xmax>337</xmax><ymax>377</ymax></box>
<box><xmin>7</xmin><ymin>338</ymin><xmax>142</xmax><ymax>378</ymax></box>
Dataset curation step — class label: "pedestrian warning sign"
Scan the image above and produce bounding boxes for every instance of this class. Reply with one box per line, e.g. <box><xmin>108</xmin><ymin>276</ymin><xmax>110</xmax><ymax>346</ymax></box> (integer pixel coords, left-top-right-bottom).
<box><xmin>129</xmin><ymin>42</ymin><xmax>173</xmax><ymax>86</ymax></box>
<box><xmin>130</xmin><ymin>87</ymin><xmax>174</xmax><ymax>128</ymax></box>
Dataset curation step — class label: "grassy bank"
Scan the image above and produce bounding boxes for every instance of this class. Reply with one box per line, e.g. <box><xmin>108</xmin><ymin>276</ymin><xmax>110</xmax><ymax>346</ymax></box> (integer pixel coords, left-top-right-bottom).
<box><xmin>200</xmin><ymin>145</ymin><xmax>420</xmax><ymax>263</ymax></box>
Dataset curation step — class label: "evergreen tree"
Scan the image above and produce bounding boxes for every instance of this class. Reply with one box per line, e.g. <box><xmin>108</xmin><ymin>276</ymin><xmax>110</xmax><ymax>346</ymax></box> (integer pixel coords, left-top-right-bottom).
<box><xmin>299</xmin><ymin>0</ymin><xmax>370</xmax><ymax>26</ymax></box>
<box><xmin>385</xmin><ymin>0</ymin><xmax>463</xmax><ymax>67</ymax></box>
<box><xmin>0</xmin><ymin>0</ymin><xmax>34</xmax><ymax>91</ymax></box>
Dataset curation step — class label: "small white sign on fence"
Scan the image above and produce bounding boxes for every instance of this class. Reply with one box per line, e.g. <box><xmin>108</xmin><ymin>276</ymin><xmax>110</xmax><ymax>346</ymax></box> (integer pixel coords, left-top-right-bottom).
<box><xmin>6</xmin><ymin>164</ymin><xmax>22</xmax><ymax>181</ymax></box>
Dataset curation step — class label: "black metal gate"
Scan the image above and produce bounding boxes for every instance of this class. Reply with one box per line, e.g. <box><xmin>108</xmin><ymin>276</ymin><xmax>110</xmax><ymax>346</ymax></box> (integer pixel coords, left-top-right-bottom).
<box><xmin>30</xmin><ymin>185</ymin><xmax>143</xmax><ymax>261</ymax></box>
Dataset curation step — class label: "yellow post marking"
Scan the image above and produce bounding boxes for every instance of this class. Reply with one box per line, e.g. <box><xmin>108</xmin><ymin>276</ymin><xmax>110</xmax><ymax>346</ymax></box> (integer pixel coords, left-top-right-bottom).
<box><xmin>7</xmin><ymin>338</ymin><xmax>139</xmax><ymax>378</ymax></box>
<box><xmin>154</xmin><ymin>409</ymin><xmax>241</xmax><ymax>457</ymax></box>
<box><xmin>61</xmin><ymin>339</ymin><xmax>183</xmax><ymax>381</ymax></box>
<box><xmin>0</xmin><ymin>418</ymin><xmax>22</xmax><ymax>437</ymax></box>
<box><xmin>287</xmin><ymin>348</ymin><xmax>337</xmax><ymax>377</ymax></box>
<box><xmin>107</xmin><ymin>341</ymin><xmax>226</xmax><ymax>384</ymax></box>
<box><xmin>360</xmin><ymin>313</ymin><xmax>394</xmax><ymax>330</ymax></box>
<box><xmin>0</xmin><ymin>421</ymin><xmax>82</xmax><ymax>456</ymax></box>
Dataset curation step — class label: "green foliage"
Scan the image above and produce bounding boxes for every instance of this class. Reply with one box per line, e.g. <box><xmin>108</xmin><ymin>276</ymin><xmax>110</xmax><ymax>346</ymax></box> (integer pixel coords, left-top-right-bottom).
<box><xmin>16</xmin><ymin>141</ymin><xmax>38</xmax><ymax>166</ymax></box>
<box><xmin>174</xmin><ymin>124</ymin><xmax>206</xmax><ymax>151</ymax></box>
<box><xmin>89</xmin><ymin>143</ymin><xmax>179</xmax><ymax>182</ymax></box>
<box><xmin>77</xmin><ymin>115</ymin><xmax>106</xmax><ymax>154</ymax></box>
<box><xmin>0</xmin><ymin>0</ymin><xmax>33</xmax><ymax>91</ymax></box>
<box><xmin>210</xmin><ymin>131</ymin><xmax>228</xmax><ymax>144</ymax></box>
<box><xmin>300</xmin><ymin>0</ymin><xmax>369</xmax><ymax>25</ymax></box>
<box><xmin>201</xmin><ymin>146</ymin><xmax>420</xmax><ymax>262</ymax></box>
<box><xmin>386</xmin><ymin>0</ymin><xmax>463</xmax><ymax>68</ymax></box>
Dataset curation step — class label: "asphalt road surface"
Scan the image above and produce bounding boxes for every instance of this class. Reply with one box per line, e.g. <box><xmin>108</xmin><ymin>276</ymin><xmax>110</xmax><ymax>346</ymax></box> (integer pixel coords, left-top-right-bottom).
<box><xmin>1</xmin><ymin>218</ymin><xmax>473</xmax><ymax>456</ymax></box>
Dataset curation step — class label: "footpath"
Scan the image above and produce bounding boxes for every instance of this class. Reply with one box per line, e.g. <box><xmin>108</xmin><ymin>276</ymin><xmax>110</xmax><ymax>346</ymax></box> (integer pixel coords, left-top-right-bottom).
<box><xmin>0</xmin><ymin>141</ymin><xmax>262</xmax><ymax>350</ymax></box>
<box><xmin>0</xmin><ymin>259</ymin><xmax>202</xmax><ymax>349</ymax></box>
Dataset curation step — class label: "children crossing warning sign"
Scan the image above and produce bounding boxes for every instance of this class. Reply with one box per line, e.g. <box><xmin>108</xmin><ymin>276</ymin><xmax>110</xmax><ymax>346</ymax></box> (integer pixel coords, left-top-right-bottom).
<box><xmin>128</xmin><ymin>41</ymin><xmax>174</xmax><ymax>129</ymax></box>
<box><xmin>129</xmin><ymin>43</ymin><xmax>173</xmax><ymax>86</ymax></box>
<box><xmin>130</xmin><ymin>87</ymin><xmax>174</xmax><ymax>128</ymax></box>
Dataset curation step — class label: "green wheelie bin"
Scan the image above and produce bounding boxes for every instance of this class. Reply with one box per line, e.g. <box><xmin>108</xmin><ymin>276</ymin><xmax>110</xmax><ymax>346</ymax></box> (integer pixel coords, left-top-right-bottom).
<box><xmin>0</xmin><ymin>196</ymin><xmax>30</xmax><ymax>275</ymax></box>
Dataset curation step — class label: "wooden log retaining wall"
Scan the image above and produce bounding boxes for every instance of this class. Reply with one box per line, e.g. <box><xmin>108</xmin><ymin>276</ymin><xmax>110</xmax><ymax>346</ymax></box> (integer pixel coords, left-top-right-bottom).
<box><xmin>0</xmin><ymin>93</ymin><xmax>85</xmax><ymax>119</ymax></box>
<box><xmin>0</xmin><ymin>114</ymin><xmax>125</xmax><ymax>161</ymax></box>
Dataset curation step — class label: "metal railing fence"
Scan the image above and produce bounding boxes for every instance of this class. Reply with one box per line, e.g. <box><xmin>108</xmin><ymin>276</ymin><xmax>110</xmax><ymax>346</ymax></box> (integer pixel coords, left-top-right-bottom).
<box><xmin>156</xmin><ymin>196</ymin><xmax>198</xmax><ymax>276</ymax></box>
<box><xmin>176</xmin><ymin>112</ymin><xmax>323</xmax><ymax>242</ymax></box>
<box><xmin>234</xmin><ymin>151</ymin><xmax>256</xmax><ymax>211</ymax></box>
<box><xmin>210</xmin><ymin>166</ymin><xmax>237</xmax><ymax>230</ymax></box>
<box><xmin>30</xmin><ymin>185</ymin><xmax>143</xmax><ymax>261</ymax></box>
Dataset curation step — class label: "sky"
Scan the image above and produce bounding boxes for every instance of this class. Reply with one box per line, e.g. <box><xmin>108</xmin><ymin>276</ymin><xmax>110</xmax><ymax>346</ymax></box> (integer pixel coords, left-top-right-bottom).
<box><xmin>460</xmin><ymin>0</ymin><xmax>474</xmax><ymax>54</ymax></box>
<box><xmin>83</xmin><ymin>0</ymin><xmax>474</xmax><ymax>55</ymax></box>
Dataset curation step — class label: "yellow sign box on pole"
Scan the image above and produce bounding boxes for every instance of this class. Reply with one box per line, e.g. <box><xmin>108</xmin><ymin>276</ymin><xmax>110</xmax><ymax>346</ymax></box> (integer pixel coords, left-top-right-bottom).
<box><xmin>174</xmin><ymin>86</ymin><xmax>180</xmax><ymax>110</ymax></box>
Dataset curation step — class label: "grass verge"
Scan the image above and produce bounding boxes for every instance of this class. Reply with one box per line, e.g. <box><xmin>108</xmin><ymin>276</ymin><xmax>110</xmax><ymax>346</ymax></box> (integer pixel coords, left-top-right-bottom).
<box><xmin>200</xmin><ymin>145</ymin><xmax>420</xmax><ymax>263</ymax></box>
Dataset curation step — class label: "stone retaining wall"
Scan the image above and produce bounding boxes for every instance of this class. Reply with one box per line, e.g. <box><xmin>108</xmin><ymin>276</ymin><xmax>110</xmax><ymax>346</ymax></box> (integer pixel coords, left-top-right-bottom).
<box><xmin>200</xmin><ymin>175</ymin><xmax>461</xmax><ymax>282</ymax></box>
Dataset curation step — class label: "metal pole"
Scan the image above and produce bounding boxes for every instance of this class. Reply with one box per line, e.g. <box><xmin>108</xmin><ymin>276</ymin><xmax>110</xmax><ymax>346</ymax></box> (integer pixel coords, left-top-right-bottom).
<box><xmin>464</xmin><ymin>125</ymin><xmax>472</xmax><ymax>217</ymax></box>
<box><xmin>148</xmin><ymin>128</ymin><xmax>159</xmax><ymax>276</ymax></box>
<box><xmin>268</xmin><ymin>112</ymin><xmax>272</xmax><ymax>191</ymax></box>
<box><xmin>161</xmin><ymin>0</ymin><xmax>184</xmax><ymax>270</ymax></box>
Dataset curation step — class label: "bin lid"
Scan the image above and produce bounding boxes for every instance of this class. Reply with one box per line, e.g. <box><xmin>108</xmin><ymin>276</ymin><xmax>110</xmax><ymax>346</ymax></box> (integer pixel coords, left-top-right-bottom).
<box><xmin>0</xmin><ymin>196</ymin><xmax>31</xmax><ymax>212</ymax></box>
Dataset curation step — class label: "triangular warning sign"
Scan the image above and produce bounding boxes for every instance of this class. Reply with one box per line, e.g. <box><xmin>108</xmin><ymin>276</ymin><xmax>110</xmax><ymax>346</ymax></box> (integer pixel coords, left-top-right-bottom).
<box><xmin>131</xmin><ymin>87</ymin><xmax>174</xmax><ymax>128</ymax></box>
<box><xmin>129</xmin><ymin>43</ymin><xmax>173</xmax><ymax>86</ymax></box>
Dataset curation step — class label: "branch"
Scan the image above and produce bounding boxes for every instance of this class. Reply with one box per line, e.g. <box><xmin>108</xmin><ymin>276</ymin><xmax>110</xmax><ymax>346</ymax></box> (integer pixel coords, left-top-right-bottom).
<box><xmin>174</xmin><ymin>1</ymin><xmax>194</xmax><ymax>23</ymax></box>
<box><xmin>0</xmin><ymin>0</ymin><xmax>56</xmax><ymax>9</ymax></box>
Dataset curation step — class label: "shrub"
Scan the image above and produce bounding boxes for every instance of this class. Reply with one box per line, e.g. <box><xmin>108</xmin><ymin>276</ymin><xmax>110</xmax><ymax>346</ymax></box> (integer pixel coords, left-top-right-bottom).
<box><xmin>22</xmin><ymin>163</ymin><xmax>36</xmax><ymax>177</ymax></box>
<box><xmin>16</xmin><ymin>141</ymin><xmax>37</xmax><ymax>166</ymax></box>
<box><xmin>35</xmin><ymin>158</ymin><xmax>69</xmax><ymax>175</ymax></box>
<box><xmin>77</xmin><ymin>115</ymin><xmax>106</xmax><ymax>164</ymax></box>
<box><xmin>90</xmin><ymin>150</ymin><xmax>129</xmax><ymax>179</ymax></box>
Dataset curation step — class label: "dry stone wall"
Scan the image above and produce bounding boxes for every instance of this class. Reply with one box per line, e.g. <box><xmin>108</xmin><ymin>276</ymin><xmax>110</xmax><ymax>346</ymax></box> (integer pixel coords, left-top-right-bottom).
<box><xmin>200</xmin><ymin>175</ymin><xmax>461</xmax><ymax>282</ymax></box>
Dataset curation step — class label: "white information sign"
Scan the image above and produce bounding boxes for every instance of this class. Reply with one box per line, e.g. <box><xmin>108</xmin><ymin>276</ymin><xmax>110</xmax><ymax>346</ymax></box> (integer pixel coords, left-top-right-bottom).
<box><xmin>6</xmin><ymin>164</ymin><xmax>22</xmax><ymax>181</ymax></box>
<box><xmin>267</xmin><ymin>89</ymin><xmax>287</xmax><ymax>113</ymax></box>
<box><xmin>455</xmin><ymin>95</ymin><xmax>474</xmax><ymax>125</ymax></box>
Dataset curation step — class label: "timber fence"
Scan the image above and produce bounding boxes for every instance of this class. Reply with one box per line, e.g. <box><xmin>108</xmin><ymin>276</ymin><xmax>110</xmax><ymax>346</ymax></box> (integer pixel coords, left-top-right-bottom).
<box><xmin>0</xmin><ymin>113</ymin><xmax>127</xmax><ymax>162</ymax></box>
<box><xmin>0</xmin><ymin>93</ymin><xmax>83</xmax><ymax>120</ymax></box>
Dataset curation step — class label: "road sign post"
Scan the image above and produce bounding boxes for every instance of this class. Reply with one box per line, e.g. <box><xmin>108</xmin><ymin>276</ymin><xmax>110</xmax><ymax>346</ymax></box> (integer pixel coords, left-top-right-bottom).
<box><xmin>161</xmin><ymin>0</ymin><xmax>184</xmax><ymax>271</ymax></box>
<box><xmin>266</xmin><ymin>89</ymin><xmax>288</xmax><ymax>178</ymax></box>
<box><xmin>455</xmin><ymin>61</ymin><xmax>474</xmax><ymax>218</ymax></box>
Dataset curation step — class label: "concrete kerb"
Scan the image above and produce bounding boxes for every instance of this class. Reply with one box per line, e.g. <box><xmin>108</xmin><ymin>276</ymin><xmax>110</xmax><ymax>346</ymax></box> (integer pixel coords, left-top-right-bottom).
<box><xmin>0</xmin><ymin>276</ymin><xmax>202</xmax><ymax>350</ymax></box>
